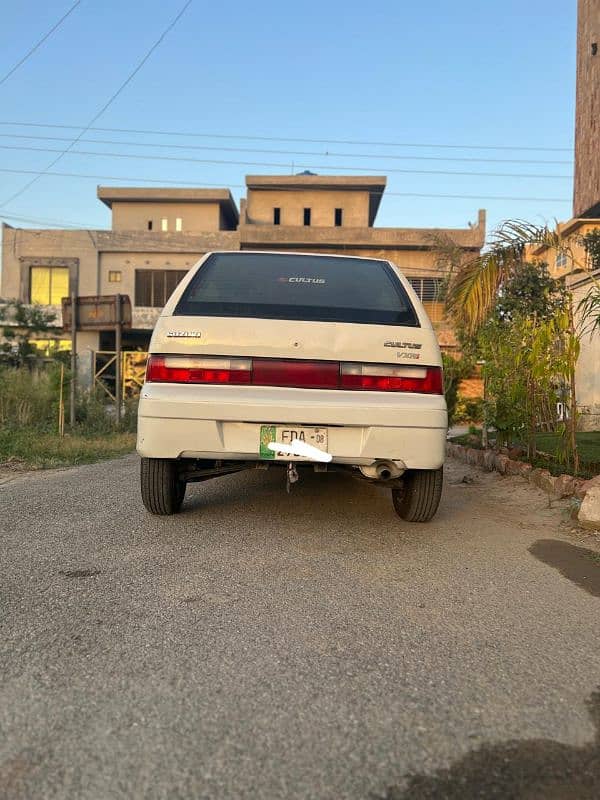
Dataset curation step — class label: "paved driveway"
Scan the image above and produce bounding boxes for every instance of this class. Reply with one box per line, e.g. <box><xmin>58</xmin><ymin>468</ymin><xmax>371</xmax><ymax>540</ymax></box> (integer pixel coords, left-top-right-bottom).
<box><xmin>1</xmin><ymin>456</ymin><xmax>599</xmax><ymax>799</ymax></box>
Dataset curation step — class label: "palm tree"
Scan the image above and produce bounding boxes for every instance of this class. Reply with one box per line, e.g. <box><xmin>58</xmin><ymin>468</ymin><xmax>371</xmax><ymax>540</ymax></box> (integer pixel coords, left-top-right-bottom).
<box><xmin>445</xmin><ymin>220</ymin><xmax>596</xmax><ymax>334</ymax></box>
<box><xmin>444</xmin><ymin>219</ymin><xmax>598</xmax><ymax>473</ymax></box>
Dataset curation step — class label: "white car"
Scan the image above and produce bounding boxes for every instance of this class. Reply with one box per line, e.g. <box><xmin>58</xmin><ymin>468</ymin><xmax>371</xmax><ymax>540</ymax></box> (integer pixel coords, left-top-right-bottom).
<box><xmin>137</xmin><ymin>251</ymin><xmax>447</xmax><ymax>521</ymax></box>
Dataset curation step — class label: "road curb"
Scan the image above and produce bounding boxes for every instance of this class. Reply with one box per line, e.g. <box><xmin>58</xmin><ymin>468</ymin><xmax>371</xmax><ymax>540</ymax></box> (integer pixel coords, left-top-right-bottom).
<box><xmin>446</xmin><ymin>442</ymin><xmax>600</xmax><ymax>530</ymax></box>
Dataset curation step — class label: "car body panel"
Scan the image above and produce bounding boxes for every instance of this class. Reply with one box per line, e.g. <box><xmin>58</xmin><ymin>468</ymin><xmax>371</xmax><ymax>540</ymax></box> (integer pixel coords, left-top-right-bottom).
<box><xmin>137</xmin><ymin>251</ymin><xmax>447</xmax><ymax>470</ymax></box>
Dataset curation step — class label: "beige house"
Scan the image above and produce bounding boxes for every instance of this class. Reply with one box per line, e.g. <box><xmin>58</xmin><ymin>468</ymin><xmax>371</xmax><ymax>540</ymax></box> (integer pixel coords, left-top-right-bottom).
<box><xmin>527</xmin><ymin>219</ymin><xmax>600</xmax><ymax>431</ymax></box>
<box><xmin>571</xmin><ymin>1</ymin><xmax>600</xmax><ymax>430</ymax></box>
<box><xmin>0</xmin><ymin>187</ymin><xmax>239</xmax><ymax>354</ymax></box>
<box><xmin>526</xmin><ymin>0</ymin><xmax>600</xmax><ymax>429</ymax></box>
<box><xmin>527</xmin><ymin>217</ymin><xmax>600</xmax><ymax>280</ymax></box>
<box><xmin>0</xmin><ymin>173</ymin><xmax>485</xmax><ymax>383</ymax></box>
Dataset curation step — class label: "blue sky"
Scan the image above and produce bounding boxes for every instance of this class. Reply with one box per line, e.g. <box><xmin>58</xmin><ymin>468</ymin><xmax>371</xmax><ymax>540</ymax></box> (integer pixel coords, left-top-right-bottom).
<box><xmin>0</xmin><ymin>0</ymin><xmax>576</xmax><ymax>236</ymax></box>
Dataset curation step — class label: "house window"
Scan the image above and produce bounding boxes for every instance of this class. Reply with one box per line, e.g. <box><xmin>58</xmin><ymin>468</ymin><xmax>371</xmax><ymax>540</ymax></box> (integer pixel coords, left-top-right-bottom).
<box><xmin>303</xmin><ymin>208</ymin><xmax>311</xmax><ymax>226</ymax></box>
<box><xmin>147</xmin><ymin>220</ymin><xmax>153</xmax><ymax>231</ymax></box>
<box><xmin>29</xmin><ymin>339</ymin><xmax>71</xmax><ymax>356</ymax></box>
<box><xmin>407</xmin><ymin>277</ymin><xmax>444</xmax><ymax>322</ymax></box>
<box><xmin>273</xmin><ymin>207</ymin><xmax>281</xmax><ymax>225</ymax></box>
<box><xmin>30</xmin><ymin>266</ymin><xmax>69</xmax><ymax>305</ymax></box>
<box><xmin>334</xmin><ymin>208</ymin><xmax>343</xmax><ymax>227</ymax></box>
<box><xmin>407</xmin><ymin>277</ymin><xmax>443</xmax><ymax>301</ymax></box>
<box><xmin>175</xmin><ymin>217</ymin><xmax>183</xmax><ymax>232</ymax></box>
<box><xmin>135</xmin><ymin>269</ymin><xmax>188</xmax><ymax>307</ymax></box>
<box><xmin>108</xmin><ymin>270</ymin><xmax>122</xmax><ymax>283</ymax></box>
<box><xmin>555</xmin><ymin>251</ymin><xmax>568</xmax><ymax>268</ymax></box>
<box><xmin>161</xmin><ymin>218</ymin><xmax>168</xmax><ymax>232</ymax></box>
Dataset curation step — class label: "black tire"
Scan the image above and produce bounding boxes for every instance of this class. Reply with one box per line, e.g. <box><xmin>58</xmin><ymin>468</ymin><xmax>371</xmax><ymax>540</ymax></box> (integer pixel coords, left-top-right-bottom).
<box><xmin>392</xmin><ymin>467</ymin><xmax>443</xmax><ymax>523</ymax></box>
<box><xmin>140</xmin><ymin>457</ymin><xmax>186</xmax><ymax>515</ymax></box>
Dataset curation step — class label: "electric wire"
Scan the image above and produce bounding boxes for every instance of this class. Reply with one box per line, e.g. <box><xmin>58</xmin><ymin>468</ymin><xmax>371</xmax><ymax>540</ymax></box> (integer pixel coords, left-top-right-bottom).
<box><xmin>0</xmin><ymin>120</ymin><xmax>573</xmax><ymax>153</ymax></box>
<box><xmin>0</xmin><ymin>2</ymin><xmax>82</xmax><ymax>87</ymax></box>
<box><xmin>1</xmin><ymin>211</ymin><xmax>96</xmax><ymax>228</ymax></box>
<box><xmin>0</xmin><ymin>144</ymin><xmax>573</xmax><ymax>180</ymax></box>
<box><xmin>0</xmin><ymin>132</ymin><xmax>573</xmax><ymax>166</ymax></box>
<box><xmin>0</xmin><ymin>167</ymin><xmax>571</xmax><ymax>202</ymax></box>
<box><xmin>0</xmin><ymin>0</ymin><xmax>193</xmax><ymax>209</ymax></box>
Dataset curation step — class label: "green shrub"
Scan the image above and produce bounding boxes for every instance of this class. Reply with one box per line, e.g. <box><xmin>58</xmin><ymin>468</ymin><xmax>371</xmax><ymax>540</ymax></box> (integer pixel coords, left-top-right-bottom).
<box><xmin>0</xmin><ymin>365</ymin><xmax>138</xmax><ymax>435</ymax></box>
<box><xmin>75</xmin><ymin>389</ymin><xmax>115</xmax><ymax>435</ymax></box>
<box><xmin>0</xmin><ymin>363</ymin><xmax>138</xmax><ymax>468</ymax></box>
<box><xmin>120</xmin><ymin>397</ymin><xmax>139</xmax><ymax>433</ymax></box>
<box><xmin>455</xmin><ymin>397</ymin><xmax>484</xmax><ymax>424</ymax></box>
<box><xmin>442</xmin><ymin>352</ymin><xmax>473</xmax><ymax>427</ymax></box>
<box><xmin>0</xmin><ymin>364</ymin><xmax>65</xmax><ymax>430</ymax></box>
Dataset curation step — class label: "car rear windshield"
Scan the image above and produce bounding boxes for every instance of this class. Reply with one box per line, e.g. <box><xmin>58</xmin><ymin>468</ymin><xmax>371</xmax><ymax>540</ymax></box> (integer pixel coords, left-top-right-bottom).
<box><xmin>174</xmin><ymin>252</ymin><xmax>418</xmax><ymax>326</ymax></box>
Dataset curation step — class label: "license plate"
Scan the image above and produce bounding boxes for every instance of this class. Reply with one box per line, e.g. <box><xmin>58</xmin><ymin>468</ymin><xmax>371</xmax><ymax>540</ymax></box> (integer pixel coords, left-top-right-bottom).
<box><xmin>259</xmin><ymin>425</ymin><xmax>328</xmax><ymax>460</ymax></box>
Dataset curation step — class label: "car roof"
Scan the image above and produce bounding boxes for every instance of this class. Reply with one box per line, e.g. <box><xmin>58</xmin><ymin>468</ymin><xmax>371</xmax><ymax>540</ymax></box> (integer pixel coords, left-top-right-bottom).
<box><xmin>201</xmin><ymin>250</ymin><xmax>392</xmax><ymax>265</ymax></box>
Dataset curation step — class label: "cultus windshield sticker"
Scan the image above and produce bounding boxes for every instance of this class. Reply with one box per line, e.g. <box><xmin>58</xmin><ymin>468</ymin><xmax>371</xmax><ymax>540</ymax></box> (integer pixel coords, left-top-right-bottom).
<box><xmin>282</xmin><ymin>277</ymin><xmax>326</xmax><ymax>284</ymax></box>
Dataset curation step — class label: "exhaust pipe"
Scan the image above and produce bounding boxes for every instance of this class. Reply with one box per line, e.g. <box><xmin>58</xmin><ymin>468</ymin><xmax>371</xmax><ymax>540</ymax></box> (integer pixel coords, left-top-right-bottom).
<box><xmin>359</xmin><ymin>460</ymin><xmax>405</xmax><ymax>481</ymax></box>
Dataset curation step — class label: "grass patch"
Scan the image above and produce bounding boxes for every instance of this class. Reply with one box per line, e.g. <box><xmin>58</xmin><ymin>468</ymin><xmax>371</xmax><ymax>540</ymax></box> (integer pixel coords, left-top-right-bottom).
<box><xmin>449</xmin><ymin>429</ymin><xmax>600</xmax><ymax>478</ymax></box>
<box><xmin>0</xmin><ymin>428</ymin><xmax>136</xmax><ymax>470</ymax></box>
<box><xmin>0</xmin><ymin>365</ymin><xmax>138</xmax><ymax>471</ymax></box>
<box><xmin>533</xmin><ymin>432</ymin><xmax>600</xmax><ymax>465</ymax></box>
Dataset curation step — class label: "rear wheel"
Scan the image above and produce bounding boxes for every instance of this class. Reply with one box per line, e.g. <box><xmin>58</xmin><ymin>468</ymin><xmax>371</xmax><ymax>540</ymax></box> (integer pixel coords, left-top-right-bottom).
<box><xmin>140</xmin><ymin>458</ymin><xmax>186</xmax><ymax>515</ymax></box>
<box><xmin>392</xmin><ymin>467</ymin><xmax>443</xmax><ymax>522</ymax></box>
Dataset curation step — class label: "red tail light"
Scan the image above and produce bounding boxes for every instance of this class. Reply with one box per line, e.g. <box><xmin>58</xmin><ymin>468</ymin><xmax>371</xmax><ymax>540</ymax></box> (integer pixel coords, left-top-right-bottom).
<box><xmin>146</xmin><ymin>356</ymin><xmax>443</xmax><ymax>394</ymax></box>
<box><xmin>252</xmin><ymin>359</ymin><xmax>339</xmax><ymax>389</ymax></box>
<box><xmin>146</xmin><ymin>355</ymin><xmax>251</xmax><ymax>384</ymax></box>
<box><xmin>340</xmin><ymin>363</ymin><xmax>443</xmax><ymax>394</ymax></box>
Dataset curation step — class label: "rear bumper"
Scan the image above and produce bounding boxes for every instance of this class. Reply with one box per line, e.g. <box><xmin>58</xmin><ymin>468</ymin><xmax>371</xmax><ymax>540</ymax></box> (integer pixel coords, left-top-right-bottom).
<box><xmin>136</xmin><ymin>383</ymin><xmax>447</xmax><ymax>470</ymax></box>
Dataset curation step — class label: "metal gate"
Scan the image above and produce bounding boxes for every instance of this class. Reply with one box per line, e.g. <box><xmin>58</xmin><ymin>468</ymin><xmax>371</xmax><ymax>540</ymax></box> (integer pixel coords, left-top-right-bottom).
<box><xmin>123</xmin><ymin>351</ymin><xmax>148</xmax><ymax>397</ymax></box>
<box><xmin>93</xmin><ymin>351</ymin><xmax>148</xmax><ymax>399</ymax></box>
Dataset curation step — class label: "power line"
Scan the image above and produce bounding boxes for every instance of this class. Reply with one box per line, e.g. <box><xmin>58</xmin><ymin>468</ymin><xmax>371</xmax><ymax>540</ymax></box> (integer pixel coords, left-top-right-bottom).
<box><xmin>0</xmin><ymin>131</ymin><xmax>574</xmax><ymax>166</ymax></box>
<box><xmin>0</xmin><ymin>166</ymin><xmax>212</xmax><ymax>186</ymax></box>
<box><xmin>0</xmin><ymin>2</ymin><xmax>82</xmax><ymax>87</ymax></box>
<box><xmin>0</xmin><ymin>119</ymin><xmax>573</xmax><ymax>153</ymax></box>
<box><xmin>0</xmin><ymin>0</ymin><xmax>193</xmax><ymax>209</ymax></box>
<box><xmin>0</xmin><ymin>167</ymin><xmax>571</xmax><ymax>203</ymax></box>
<box><xmin>1</xmin><ymin>211</ymin><xmax>97</xmax><ymax>228</ymax></box>
<box><xmin>0</xmin><ymin>143</ymin><xmax>573</xmax><ymax>180</ymax></box>
<box><xmin>387</xmin><ymin>191</ymin><xmax>568</xmax><ymax>202</ymax></box>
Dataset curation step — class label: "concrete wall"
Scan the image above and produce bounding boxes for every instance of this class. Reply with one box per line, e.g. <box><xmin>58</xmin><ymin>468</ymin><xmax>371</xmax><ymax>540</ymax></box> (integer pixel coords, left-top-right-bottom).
<box><xmin>245</xmin><ymin>189</ymin><xmax>371</xmax><ymax>227</ymax></box>
<box><xmin>0</xmin><ymin>225</ymin><xmax>240</xmax><ymax>330</ymax></box>
<box><xmin>98</xmin><ymin>251</ymin><xmax>201</xmax><ymax>325</ymax></box>
<box><xmin>96</xmin><ymin>230</ymin><xmax>239</xmax><ymax>254</ymax></box>
<box><xmin>572</xmin><ymin>276</ymin><xmax>600</xmax><ymax>430</ymax></box>
<box><xmin>0</xmin><ymin>226</ymin><xmax>99</xmax><ymax>300</ymax></box>
<box><xmin>574</xmin><ymin>0</ymin><xmax>600</xmax><ymax>217</ymax></box>
<box><xmin>238</xmin><ymin>215</ymin><xmax>485</xmax><ymax>251</ymax></box>
<box><xmin>111</xmin><ymin>201</ymin><xmax>222</xmax><ymax>233</ymax></box>
<box><xmin>0</xmin><ymin>226</ymin><xmax>239</xmax><ymax>303</ymax></box>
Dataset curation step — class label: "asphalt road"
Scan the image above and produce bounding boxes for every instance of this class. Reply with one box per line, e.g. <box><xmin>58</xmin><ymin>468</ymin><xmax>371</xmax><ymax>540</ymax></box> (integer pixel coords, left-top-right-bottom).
<box><xmin>1</xmin><ymin>455</ymin><xmax>600</xmax><ymax>799</ymax></box>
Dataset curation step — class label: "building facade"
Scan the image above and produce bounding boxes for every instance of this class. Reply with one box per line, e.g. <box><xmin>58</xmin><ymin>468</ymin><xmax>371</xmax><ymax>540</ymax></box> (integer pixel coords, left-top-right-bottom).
<box><xmin>525</xmin><ymin>1</ymin><xmax>600</xmax><ymax>429</ymax></box>
<box><xmin>1</xmin><ymin>174</ymin><xmax>485</xmax><ymax>381</ymax></box>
